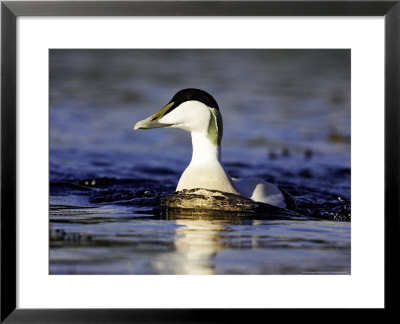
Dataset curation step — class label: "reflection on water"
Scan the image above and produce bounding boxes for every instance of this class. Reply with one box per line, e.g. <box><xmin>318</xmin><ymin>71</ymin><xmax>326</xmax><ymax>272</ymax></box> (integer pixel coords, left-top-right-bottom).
<box><xmin>49</xmin><ymin>49</ymin><xmax>350</xmax><ymax>274</ymax></box>
<box><xmin>174</xmin><ymin>220</ymin><xmax>224</xmax><ymax>275</ymax></box>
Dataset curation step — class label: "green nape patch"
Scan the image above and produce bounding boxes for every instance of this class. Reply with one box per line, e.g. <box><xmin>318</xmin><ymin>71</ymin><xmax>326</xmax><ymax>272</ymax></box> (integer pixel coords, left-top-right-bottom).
<box><xmin>207</xmin><ymin>107</ymin><xmax>223</xmax><ymax>145</ymax></box>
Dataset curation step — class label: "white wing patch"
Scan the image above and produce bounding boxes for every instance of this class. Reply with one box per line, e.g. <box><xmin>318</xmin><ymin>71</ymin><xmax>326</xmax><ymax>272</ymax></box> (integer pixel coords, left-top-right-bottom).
<box><xmin>233</xmin><ymin>178</ymin><xmax>286</xmax><ymax>208</ymax></box>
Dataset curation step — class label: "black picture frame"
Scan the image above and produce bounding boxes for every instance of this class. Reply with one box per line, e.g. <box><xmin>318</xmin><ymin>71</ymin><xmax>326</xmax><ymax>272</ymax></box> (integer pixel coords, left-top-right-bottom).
<box><xmin>1</xmin><ymin>0</ymin><xmax>399</xmax><ymax>322</ymax></box>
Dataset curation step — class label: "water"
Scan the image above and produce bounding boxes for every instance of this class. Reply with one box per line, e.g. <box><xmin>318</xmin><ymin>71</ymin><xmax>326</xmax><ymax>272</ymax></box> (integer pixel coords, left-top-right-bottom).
<box><xmin>49</xmin><ymin>49</ymin><xmax>351</xmax><ymax>274</ymax></box>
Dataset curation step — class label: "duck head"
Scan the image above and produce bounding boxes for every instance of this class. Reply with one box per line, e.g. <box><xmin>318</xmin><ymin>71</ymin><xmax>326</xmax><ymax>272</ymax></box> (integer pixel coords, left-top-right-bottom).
<box><xmin>134</xmin><ymin>88</ymin><xmax>223</xmax><ymax>145</ymax></box>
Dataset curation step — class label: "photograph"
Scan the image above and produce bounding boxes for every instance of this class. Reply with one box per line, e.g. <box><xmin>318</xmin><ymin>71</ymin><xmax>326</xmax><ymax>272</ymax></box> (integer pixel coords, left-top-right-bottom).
<box><xmin>49</xmin><ymin>49</ymin><xmax>351</xmax><ymax>275</ymax></box>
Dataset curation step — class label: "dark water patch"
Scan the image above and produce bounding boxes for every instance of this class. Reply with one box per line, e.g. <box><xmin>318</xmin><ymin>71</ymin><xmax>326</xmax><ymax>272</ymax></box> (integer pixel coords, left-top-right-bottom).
<box><xmin>135</xmin><ymin>189</ymin><xmax>156</xmax><ymax>198</ymax></box>
<box><xmin>311</xmin><ymin>204</ymin><xmax>351</xmax><ymax>222</ymax></box>
<box><xmin>294</xmin><ymin>184</ymin><xmax>350</xmax><ymax>202</ymax></box>
<box><xmin>50</xmin><ymin>182</ymin><xmax>95</xmax><ymax>196</ymax></box>
<box><xmin>51</xmin><ymin>177</ymin><xmax>173</xmax><ymax>194</ymax></box>
<box><xmin>91</xmin><ymin>160</ymin><xmax>112</xmax><ymax>167</ymax></box>
<box><xmin>297</xmin><ymin>198</ymin><xmax>351</xmax><ymax>222</ymax></box>
<box><xmin>333</xmin><ymin>167</ymin><xmax>351</xmax><ymax>176</ymax></box>
<box><xmin>136</xmin><ymin>165</ymin><xmax>179</xmax><ymax>176</ymax></box>
<box><xmin>224</xmin><ymin>161</ymin><xmax>251</xmax><ymax>168</ymax></box>
<box><xmin>89</xmin><ymin>189</ymin><xmax>136</xmax><ymax>203</ymax></box>
<box><xmin>89</xmin><ymin>188</ymin><xmax>158</xmax><ymax>205</ymax></box>
<box><xmin>304</xmin><ymin>148</ymin><xmax>314</xmax><ymax>159</ymax></box>
<box><xmin>298</xmin><ymin>169</ymin><xmax>313</xmax><ymax>178</ymax></box>
<box><xmin>50</xmin><ymin>204</ymin><xmax>98</xmax><ymax>211</ymax></box>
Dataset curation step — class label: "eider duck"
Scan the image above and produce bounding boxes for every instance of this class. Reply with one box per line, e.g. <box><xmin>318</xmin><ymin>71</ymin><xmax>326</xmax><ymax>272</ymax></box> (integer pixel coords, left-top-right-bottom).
<box><xmin>134</xmin><ymin>88</ymin><xmax>295</xmax><ymax>209</ymax></box>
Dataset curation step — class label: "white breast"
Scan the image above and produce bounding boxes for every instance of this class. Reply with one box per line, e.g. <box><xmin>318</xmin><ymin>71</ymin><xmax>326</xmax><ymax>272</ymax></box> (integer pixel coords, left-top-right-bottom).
<box><xmin>176</xmin><ymin>162</ymin><xmax>238</xmax><ymax>195</ymax></box>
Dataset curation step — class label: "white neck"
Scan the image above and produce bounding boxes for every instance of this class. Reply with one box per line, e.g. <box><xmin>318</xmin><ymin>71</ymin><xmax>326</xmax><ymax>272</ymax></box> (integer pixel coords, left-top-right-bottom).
<box><xmin>177</xmin><ymin>130</ymin><xmax>238</xmax><ymax>194</ymax></box>
<box><xmin>190</xmin><ymin>131</ymin><xmax>221</xmax><ymax>165</ymax></box>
